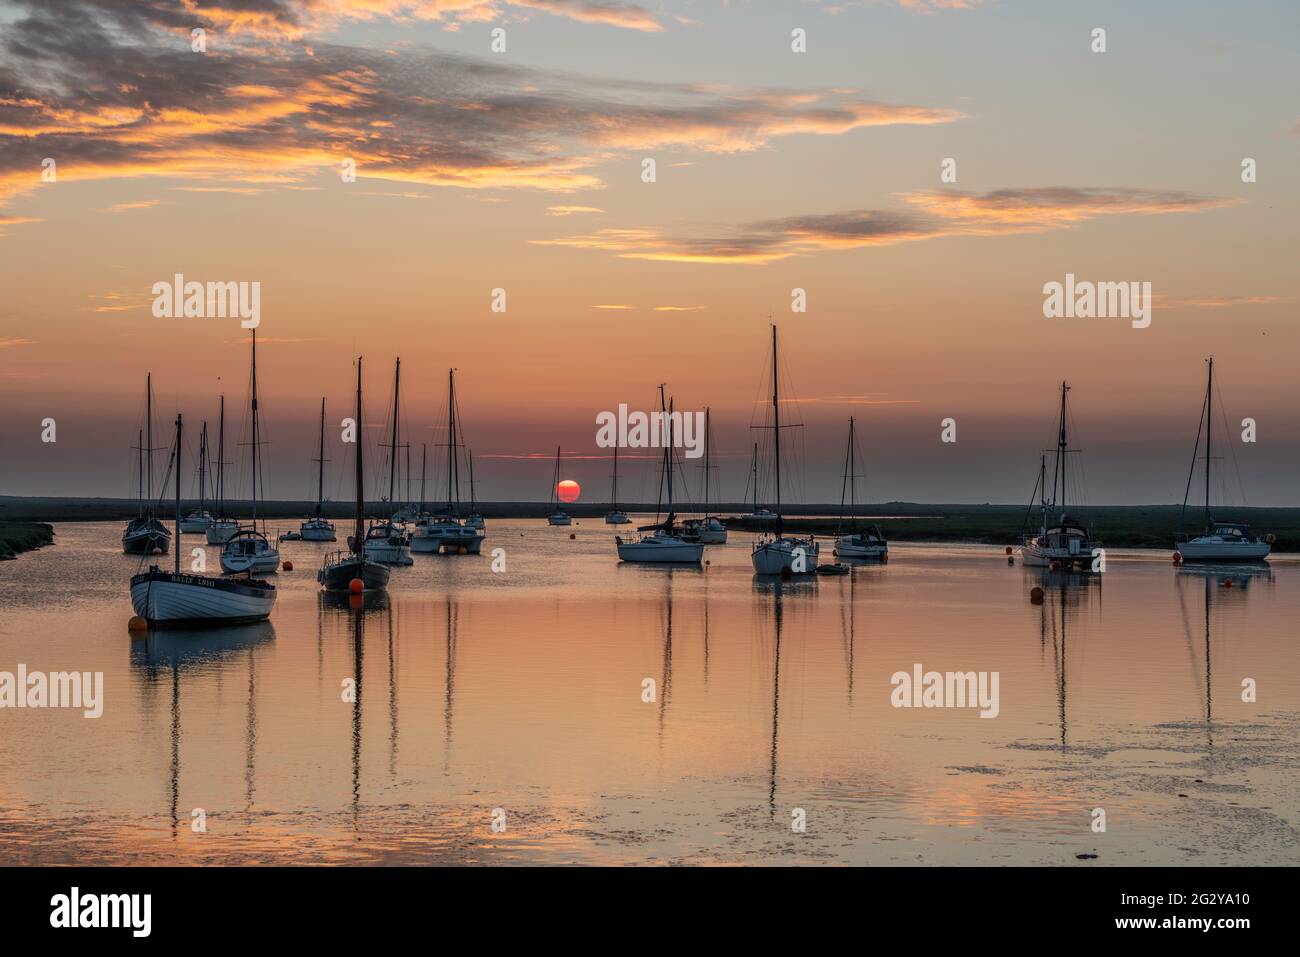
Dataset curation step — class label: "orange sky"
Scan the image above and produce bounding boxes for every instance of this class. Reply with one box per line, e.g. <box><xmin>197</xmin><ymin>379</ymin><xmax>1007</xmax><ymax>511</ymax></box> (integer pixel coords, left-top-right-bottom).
<box><xmin>2</xmin><ymin>0</ymin><xmax>1298</xmax><ymax>503</ymax></box>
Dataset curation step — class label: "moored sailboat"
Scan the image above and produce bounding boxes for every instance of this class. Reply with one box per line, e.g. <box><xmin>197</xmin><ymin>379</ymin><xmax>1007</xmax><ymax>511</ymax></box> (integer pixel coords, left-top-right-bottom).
<box><xmin>681</xmin><ymin>406</ymin><xmax>726</xmax><ymax>544</ymax></box>
<box><xmin>300</xmin><ymin>397</ymin><xmax>337</xmax><ymax>541</ymax></box>
<box><xmin>1019</xmin><ymin>382</ymin><xmax>1099</xmax><ymax>571</ymax></box>
<box><xmin>751</xmin><ymin>326</ymin><xmax>818</xmax><ymax>575</ymax></box>
<box><xmin>1176</xmin><ymin>357</ymin><xmax>1271</xmax><ymax>562</ymax></box>
<box><xmin>131</xmin><ymin>412</ymin><xmax>277</xmax><ymax>625</ymax></box>
<box><xmin>547</xmin><ymin>446</ymin><xmax>573</xmax><ymax>525</ymax></box>
<box><xmin>319</xmin><ymin>357</ymin><xmax>392</xmax><ymax>591</ymax></box>
<box><xmin>220</xmin><ymin>330</ymin><xmax>280</xmax><ymax>575</ymax></box>
<box><xmin>616</xmin><ymin>387</ymin><xmax>705</xmax><ymax>564</ymax></box>
<box><xmin>833</xmin><ymin>416</ymin><xmax>887</xmax><ymax>559</ymax></box>
<box><xmin>411</xmin><ymin>369</ymin><xmax>484</xmax><ymax>555</ymax></box>
<box><xmin>206</xmin><ymin>394</ymin><xmax>239</xmax><ymax>544</ymax></box>
<box><xmin>604</xmin><ymin>443</ymin><xmax>631</xmax><ymax>524</ymax></box>
<box><xmin>363</xmin><ymin>358</ymin><xmax>412</xmax><ymax>565</ymax></box>
<box><xmin>123</xmin><ymin>374</ymin><xmax>171</xmax><ymax>555</ymax></box>
<box><xmin>179</xmin><ymin>420</ymin><xmax>214</xmax><ymax>533</ymax></box>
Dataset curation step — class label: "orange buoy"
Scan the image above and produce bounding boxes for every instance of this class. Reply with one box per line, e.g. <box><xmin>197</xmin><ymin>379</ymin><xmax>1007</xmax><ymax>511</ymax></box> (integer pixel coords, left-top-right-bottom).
<box><xmin>1172</xmin><ymin>551</ymin><xmax>1182</xmax><ymax>564</ymax></box>
<box><xmin>349</xmin><ymin>578</ymin><xmax>364</xmax><ymax>594</ymax></box>
<box><xmin>1223</xmin><ymin>579</ymin><xmax>1233</xmax><ymax>589</ymax></box>
<box><xmin>128</xmin><ymin>615</ymin><xmax>148</xmax><ymax>632</ymax></box>
<box><xmin>569</xmin><ymin>533</ymin><xmax>576</xmax><ymax>540</ymax></box>
<box><xmin>1030</xmin><ymin>586</ymin><xmax>1044</xmax><ymax>603</ymax></box>
<box><xmin>1005</xmin><ymin>546</ymin><xmax>1013</xmax><ymax>555</ymax></box>
<box><xmin>282</xmin><ymin>560</ymin><xmax>293</xmax><ymax>571</ymax></box>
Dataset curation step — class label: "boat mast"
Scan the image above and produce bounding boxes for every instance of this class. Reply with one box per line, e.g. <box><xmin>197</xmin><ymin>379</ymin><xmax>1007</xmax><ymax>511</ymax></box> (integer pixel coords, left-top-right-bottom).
<box><xmin>1052</xmin><ymin>381</ymin><xmax>1069</xmax><ymax>516</ymax></box>
<box><xmin>752</xmin><ymin>443</ymin><xmax>759</xmax><ymax>512</ymax></box>
<box><xmin>771</xmin><ymin>324</ymin><xmax>783</xmax><ymax>536</ymax></box>
<box><xmin>847</xmin><ymin>416</ymin><xmax>857</xmax><ymax>530</ymax></box>
<box><xmin>419</xmin><ymin>443</ymin><xmax>427</xmax><ymax>516</ymax></box>
<box><xmin>250</xmin><ymin>330</ymin><xmax>260</xmax><ymax>529</ymax></box>
<box><xmin>354</xmin><ymin>357</ymin><xmax>364</xmax><ymax>554</ymax></box>
<box><xmin>468</xmin><ymin>450</ymin><xmax>478</xmax><ymax>513</ymax></box>
<box><xmin>1205</xmin><ymin>356</ymin><xmax>1213</xmax><ymax>527</ymax></box>
<box><xmin>136</xmin><ymin>429</ymin><xmax>144</xmax><ymax>516</ymax></box>
<box><xmin>387</xmin><ymin>358</ymin><xmax>401</xmax><ymax>511</ymax></box>
<box><xmin>198</xmin><ymin>421</ymin><xmax>207</xmax><ymax>514</ymax></box>
<box><xmin>702</xmin><ymin>407</ymin><xmax>712</xmax><ymax>518</ymax></box>
<box><xmin>446</xmin><ymin>368</ymin><xmax>458</xmax><ymax>515</ymax></box>
<box><xmin>552</xmin><ymin>447</ymin><xmax>561</xmax><ymax>509</ymax></box>
<box><xmin>174</xmin><ymin>413</ymin><xmax>182</xmax><ymax>575</ymax></box>
<box><xmin>315</xmin><ymin>397</ymin><xmax>326</xmax><ymax>518</ymax></box>
<box><xmin>611</xmin><ymin>444</ymin><xmax>619</xmax><ymax>512</ymax></box>
<box><xmin>216</xmin><ymin>395</ymin><xmax>225</xmax><ymax>520</ymax></box>
<box><xmin>146</xmin><ymin>373</ymin><xmax>154</xmax><ymax>508</ymax></box>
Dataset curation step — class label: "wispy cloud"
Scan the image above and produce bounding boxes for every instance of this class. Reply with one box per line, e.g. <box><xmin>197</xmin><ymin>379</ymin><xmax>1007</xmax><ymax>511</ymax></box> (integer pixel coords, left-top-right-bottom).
<box><xmin>547</xmin><ymin>205</ymin><xmax>605</xmax><ymax>216</ymax></box>
<box><xmin>1158</xmin><ymin>294</ymin><xmax>1287</xmax><ymax>308</ymax></box>
<box><xmin>99</xmin><ymin>200</ymin><xmax>162</xmax><ymax>213</ymax></box>
<box><xmin>535</xmin><ymin>188</ymin><xmax>1238</xmax><ymax>264</ymax></box>
<box><xmin>0</xmin><ymin>337</ymin><xmax>36</xmax><ymax>348</ymax></box>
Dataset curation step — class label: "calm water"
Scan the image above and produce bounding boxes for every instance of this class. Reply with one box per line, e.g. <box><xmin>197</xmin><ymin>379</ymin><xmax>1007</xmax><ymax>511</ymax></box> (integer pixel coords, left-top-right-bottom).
<box><xmin>1</xmin><ymin>521</ymin><xmax>1297</xmax><ymax>866</ymax></box>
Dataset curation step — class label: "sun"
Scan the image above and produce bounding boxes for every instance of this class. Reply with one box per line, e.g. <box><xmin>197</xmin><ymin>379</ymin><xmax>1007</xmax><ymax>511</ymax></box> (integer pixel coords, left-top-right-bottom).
<box><xmin>556</xmin><ymin>479</ymin><xmax>581</xmax><ymax>503</ymax></box>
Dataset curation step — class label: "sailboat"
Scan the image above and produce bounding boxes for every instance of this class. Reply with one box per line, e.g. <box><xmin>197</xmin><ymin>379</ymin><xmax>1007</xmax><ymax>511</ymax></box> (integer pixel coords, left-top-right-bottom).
<box><xmin>681</xmin><ymin>406</ymin><xmax>727</xmax><ymax>543</ymax></box>
<box><xmin>300</xmin><ymin>397</ymin><xmax>337</xmax><ymax>541</ymax></box>
<box><xmin>745</xmin><ymin>442</ymin><xmax>776</xmax><ymax>522</ymax></box>
<box><xmin>751</xmin><ymin>325</ymin><xmax>819</xmax><ymax>575</ymax></box>
<box><xmin>363</xmin><ymin>358</ymin><xmax>413</xmax><ymax>565</ymax></box>
<box><xmin>220</xmin><ymin>330</ymin><xmax>280</xmax><ymax>575</ymax></box>
<box><xmin>131</xmin><ymin>412</ymin><xmax>277</xmax><ymax>624</ymax></box>
<box><xmin>411</xmin><ymin>369</ymin><xmax>484</xmax><ymax>554</ymax></box>
<box><xmin>122</xmin><ymin>373</ymin><xmax>171</xmax><ymax>554</ymax></box>
<box><xmin>547</xmin><ymin>447</ymin><xmax>573</xmax><ymax>525</ymax></box>
<box><xmin>464</xmin><ymin>450</ymin><xmax>485</xmax><ymax>530</ymax></box>
<box><xmin>1176</xmin><ymin>357</ymin><xmax>1271</xmax><ymax>562</ymax></box>
<box><xmin>319</xmin><ymin>357</ymin><xmax>392</xmax><ymax>591</ymax></box>
<box><xmin>206</xmin><ymin>394</ymin><xmax>239</xmax><ymax>544</ymax></box>
<box><xmin>179</xmin><ymin>421</ymin><xmax>214</xmax><ymax>532</ymax></box>
<box><xmin>833</xmin><ymin>416</ymin><xmax>887</xmax><ymax>559</ymax></box>
<box><xmin>1019</xmin><ymin>381</ymin><xmax>1099</xmax><ymax>570</ymax></box>
<box><xmin>616</xmin><ymin>387</ymin><xmax>705</xmax><ymax>564</ymax></box>
<box><xmin>604</xmin><ymin>444</ymin><xmax>631</xmax><ymax>524</ymax></box>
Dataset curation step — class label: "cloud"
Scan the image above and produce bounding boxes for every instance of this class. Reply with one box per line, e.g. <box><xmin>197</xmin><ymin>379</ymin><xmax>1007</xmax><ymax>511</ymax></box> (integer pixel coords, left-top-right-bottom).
<box><xmin>547</xmin><ymin>205</ymin><xmax>605</xmax><ymax>216</ymax></box>
<box><xmin>534</xmin><ymin>188</ymin><xmax>1238</xmax><ymax>264</ymax></box>
<box><xmin>0</xmin><ymin>2</ymin><xmax>957</xmax><ymax>214</ymax></box>
<box><xmin>590</xmin><ymin>303</ymin><xmax>636</xmax><ymax>309</ymax></box>
<box><xmin>1158</xmin><ymin>294</ymin><xmax>1287</xmax><ymax>308</ymax></box>
<box><xmin>0</xmin><ymin>337</ymin><xmax>36</xmax><ymax>348</ymax></box>
<box><xmin>652</xmin><ymin>305</ymin><xmax>705</xmax><ymax>311</ymax></box>
<box><xmin>99</xmin><ymin>200</ymin><xmax>162</xmax><ymax>213</ymax></box>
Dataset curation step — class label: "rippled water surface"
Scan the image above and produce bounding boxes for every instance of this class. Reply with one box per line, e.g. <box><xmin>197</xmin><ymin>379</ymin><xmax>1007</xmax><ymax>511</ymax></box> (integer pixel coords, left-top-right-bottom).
<box><xmin>1</xmin><ymin>521</ymin><xmax>1297</xmax><ymax>865</ymax></box>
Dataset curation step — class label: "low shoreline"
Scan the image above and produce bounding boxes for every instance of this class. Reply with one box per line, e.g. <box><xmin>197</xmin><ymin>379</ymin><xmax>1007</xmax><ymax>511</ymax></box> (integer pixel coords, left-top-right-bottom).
<box><xmin>4</xmin><ymin>497</ymin><xmax>1299</xmax><ymax>552</ymax></box>
<box><xmin>0</xmin><ymin>522</ymin><xmax>54</xmax><ymax>560</ymax></box>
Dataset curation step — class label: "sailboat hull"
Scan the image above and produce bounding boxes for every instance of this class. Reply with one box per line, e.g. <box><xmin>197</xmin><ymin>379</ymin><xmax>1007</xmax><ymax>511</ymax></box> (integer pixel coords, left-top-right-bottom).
<box><xmin>616</xmin><ymin>536</ymin><xmax>704</xmax><ymax>563</ymax></box>
<box><xmin>752</xmin><ymin>537</ymin><xmax>820</xmax><ymax>575</ymax></box>
<box><xmin>131</xmin><ymin>568</ymin><xmax>276</xmax><ymax>624</ymax></box>
<box><xmin>547</xmin><ymin>513</ymin><xmax>572</xmax><ymax>526</ymax></box>
<box><xmin>122</xmin><ymin>520</ymin><xmax>170</xmax><ymax>555</ymax></box>
<box><xmin>206</xmin><ymin>521</ymin><xmax>239</xmax><ymax>544</ymax></box>
<box><xmin>1177</xmin><ymin>539</ymin><xmax>1270</xmax><ymax>562</ymax></box>
<box><xmin>318</xmin><ymin>555</ymin><xmax>391</xmax><ymax>591</ymax></box>
<box><xmin>834</xmin><ymin>537</ymin><xmax>886</xmax><ymax>559</ymax></box>
<box><xmin>300</xmin><ymin>520</ymin><xmax>337</xmax><ymax>541</ymax></box>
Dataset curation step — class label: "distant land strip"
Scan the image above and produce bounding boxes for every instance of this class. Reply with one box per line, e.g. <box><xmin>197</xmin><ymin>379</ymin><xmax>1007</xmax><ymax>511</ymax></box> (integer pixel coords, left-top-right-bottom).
<box><xmin>3</xmin><ymin>498</ymin><xmax>1299</xmax><ymax>552</ymax></box>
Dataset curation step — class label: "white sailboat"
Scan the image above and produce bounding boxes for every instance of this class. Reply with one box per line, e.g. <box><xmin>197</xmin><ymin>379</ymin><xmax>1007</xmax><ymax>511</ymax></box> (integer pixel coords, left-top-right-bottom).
<box><xmin>411</xmin><ymin>369</ymin><xmax>484</xmax><ymax>554</ymax></box>
<box><xmin>1176</xmin><ymin>357</ymin><xmax>1271</xmax><ymax>562</ymax></box>
<box><xmin>681</xmin><ymin>406</ymin><xmax>727</xmax><ymax>543</ymax></box>
<box><xmin>743</xmin><ymin>441</ymin><xmax>776</xmax><ymax>522</ymax></box>
<box><xmin>751</xmin><ymin>325</ymin><xmax>819</xmax><ymax>575</ymax></box>
<box><xmin>464</xmin><ymin>450</ymin><xmax>485</xmax><ymax>530</ymax></box>
<box><xmin>833</xmin><ymin>416</ymin><xmax>887</xmax><ymax>559</ymax></box>
<box><xmin>616</xmin><ymin>387</ymin><xmax>705</xmax><ymax>564</ymax></box>
<box><xmin>179</xmin><ymin>420</ymin><xmax>214</xmax><ymax>533</ymax></box>
<box><xmin>122</xmin><ymin>374</ymin><xmax>172</xmax><ymax>555</ymax></box>
<box><xmin>220</xmin><ymin>330</ymin><xmax>280</xmax><ymax>575</ymax></box>
<box><xmin>300</xmin><ymin>397</ymin><xmax>337</xmax><ymax>541</ymax></box>
<box><xmin>1019</xmin><ymin>382</ymin><xmax>1099</xmax><ymax>570</ymax></box>
<box><xmin>604</xmin><ymin>444</ymin><xmax>631</xmax><ymax>524</ymax></box>
<box><xmin>131</xmin><ymin>412</ymin><xmax>277</xmax><ymax>624</ymax></box>
<box><xmin>547</xmin><ymin>446</ymin><xmax>573</xmax><ymax>525</ymax></box>
<box><xmin>363</xmin><ymin>357</ymin><xmax>413</xmax><ymax>565</ymax></box>
<box><xmin>206</xmin><ymin>394</ymin><xmax>239</xmax><ymax>544</ymax></box>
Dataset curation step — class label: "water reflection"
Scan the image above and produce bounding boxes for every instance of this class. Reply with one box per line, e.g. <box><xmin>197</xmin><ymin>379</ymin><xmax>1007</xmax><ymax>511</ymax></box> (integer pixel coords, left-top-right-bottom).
<box><xmin>1029</xmin><ymin>573</ymin><xmax>1102</xmax><ymax>750</ymax></box>
<box><xmin>128</xmin><ymin>621</ymin><xmax>276</xmax><ymax>837</ymax></box>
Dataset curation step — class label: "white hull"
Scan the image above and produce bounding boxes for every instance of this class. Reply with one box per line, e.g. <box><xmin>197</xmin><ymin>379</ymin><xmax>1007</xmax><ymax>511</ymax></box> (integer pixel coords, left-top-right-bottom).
<box><xmin>1019</xmin><ymin>543</ymin><xmax>1093</xmax><ymax>569</ymax></box>
<box><xmin>179</xmin><ymin>517</ymin><xmax>212</xmax><ymax>533</ymax></box>
<box><xmin>548</xmin><ymin>513</ymin><xmax>572</xmax><ymax>526</ymax></box>
<box><xmin>616</xmin><ymin>535</ymin><xmax>704</xmax><ymax>563</ymax></box>
<box><xmin>1178</xmin><ymin>539</ymin><xmax>1270</xmax><ymax>561</ymax></box>
<box><xmin>696</xmin><ymin>527</ymin><xmax>727</xmax><ymax>544</ymax></box>
<box><xmin>605</xmin><ymin>512</ymin><xmax>631</xmax><ymax>525</ymax></box>
<box><xmin>206</xmin><ymin>521</ymin><xmax>239</xmax><ymax>544</ymax></box>
<box><xmin>131</xmin><ymin>570</ymin><xmax>276</xmax><ymax>624</ymax></box>
<box><xmin>411</xmin><ymin>526</ymin><xmax>484</xmax><ymax>554</ymax></box>
<box><xmin>834</xmin><ymin>538</ymin><xmax>886</xmax><ymax>559</ymax></box>
<box><xmin>752</xmin><ymin>537</ymin><xmax>820</xmax><ymax>575</ymax></box>
<box><xmin>754</xmin><ymin>538</ymin><xmax>821</xmax><ymax>574</ymax></box>
<box><xmin>220</xmin><ymin>549</ymin><xmax>280</xmax><ymax>575</ymax></box>
<box><xmin>363</xmin><ymin>541</ymin><xmax>413</xmax><ymax>565</ymax></box>
<box><xmin>300</xmin><ymin>519</ymin><xmax>336</xmax><ymax>541</ymax></box>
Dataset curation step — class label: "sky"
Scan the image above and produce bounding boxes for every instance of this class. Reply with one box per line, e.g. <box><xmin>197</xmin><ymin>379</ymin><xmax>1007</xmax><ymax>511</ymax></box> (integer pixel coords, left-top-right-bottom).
<box><xmin>1</xmin><ymin>0</ymin><xmax>1298</xmax><ymax>506</ymax></box>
